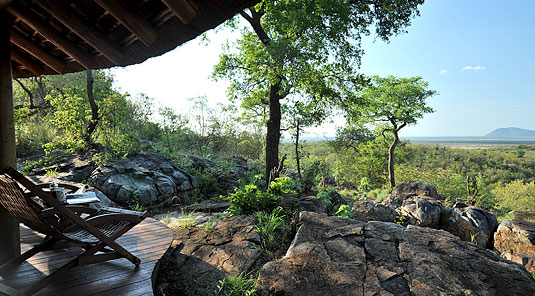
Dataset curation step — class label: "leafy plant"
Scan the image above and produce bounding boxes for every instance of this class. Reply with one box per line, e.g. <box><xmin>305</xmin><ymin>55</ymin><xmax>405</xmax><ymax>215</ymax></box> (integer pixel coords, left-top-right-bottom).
<box><xmin>179</xmin><ymin>210</ymin><xmax>198</xmax><ymax>228</ymax></box>
<box><xmin>225</xmin><ymin>177</ymin><xmax>296</xmax><ymax>216</ymax></box>
<box><xmin>395</xmin><ymin>215</ymin><xmax>409</xmax><ymax>227</ymax></box>
<box><xmin>44</xmin><ymin>167</ymin><xmax>58</xmax><ymax>176</ymax></box>
<box><xmin>215</xmin><ymin>272</ymin><xmax>257</xmax><ymax>296</ymax></box>
<box><xmin>204</xmin><ymin>219</ymin><xmax>217</xmax><ymax>233</ymax></box>
<box><xmin>334</xmin><ymin>204</ymin><xmax>352</xmax><ymax>218</ymax></box>
<box><xmin>253</xmin><ymin>207</ymin><xmax>289</xmax><ymax>256</ymax></box>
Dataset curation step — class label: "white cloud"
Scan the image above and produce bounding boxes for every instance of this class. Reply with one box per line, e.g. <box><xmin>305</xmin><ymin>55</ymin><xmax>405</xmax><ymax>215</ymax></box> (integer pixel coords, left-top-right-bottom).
<box><xmin>439</xmin><ymin>70</ymin><xmax>448</xmax><ymax>75</ymax></box>
<box><xmin>462</xmin><ymin>66</ymin><xmax>486</xmax><ymax>71</ymax></box>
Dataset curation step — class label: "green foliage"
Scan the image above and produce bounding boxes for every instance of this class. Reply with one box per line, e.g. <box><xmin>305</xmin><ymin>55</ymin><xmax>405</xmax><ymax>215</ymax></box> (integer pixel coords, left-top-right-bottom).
<box><xmin>215</xmin><ymin>272</ymin><xmax>257</xmax><ymax>296</ymax></box>
<box><xmin>396</xmin><ymin>163</ymin><xmax>466</xmax><ymax>199</ymax></box>
<box><xmin>346</xmin><ymin>76</ymin><xmax>437</xmax><ymax>126</ymax></box>
<box><xmin>302</xmin><ymin>160</ymin><xmax>331</xmax><ymax>192</ymax></box>
<box><xmin>179</xmin><ymin>210</ymin><xmax>198</xmax><ymax>228</ymax></box>
<box><xmin>204</xmin><ymin>219</ymin><xmax>217</xmax><ymax>233</ymax></box>
<box><xmin>492</xmin><ymin>180</ymin><xmax>535</xmax><ymax>212</ymax></box>
<box><xmin>225</xmin><ymin>177</ymin><xmax>296</xmax><ymax>216</ymax></box>
<box><xmin>334</xmin><ymin>204</ymin><xmax>352</xmax><ymax>218</ymax></box>
<box><xmin>21</xmin><ymin>154</ymin><xmax>62</xmax><ymax>175</ymax></box>
<box><xmin>254</xmin><ymin>207</ymin><xmax>290</xmax><ymax>255</ymax></box>
<box><xmin>365</xmin><ymin>188</ymin><xmax>391</xmax><ymax>203</ymax></box>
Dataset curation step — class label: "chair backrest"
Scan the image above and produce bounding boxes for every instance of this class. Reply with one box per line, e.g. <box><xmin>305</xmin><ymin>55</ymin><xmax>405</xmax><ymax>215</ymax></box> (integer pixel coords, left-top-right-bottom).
<box><xmin>0</xmin><ymin>172</ymin><xmax>56</xmax><ymax>236</ymax></box>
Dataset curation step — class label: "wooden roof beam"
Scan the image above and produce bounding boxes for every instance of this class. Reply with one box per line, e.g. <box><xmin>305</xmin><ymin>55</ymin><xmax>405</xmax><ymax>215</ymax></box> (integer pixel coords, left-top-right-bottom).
<box><xmin>161</xmin><ymin>0</ymin><xmax>198</xmax><ymax>24</ymax></box>
<box><xmin>6</xmin><ymin>4</ymin><xmax>98</xmax><ymax>69</ymax></box>
<box><xmin>44</xmin><ymin>0</ymin><xmax>125</xmax><ymax>65</ymax></box>
<box><xmin>11</xmin><ymin>50</ymin><xmax>42</xmax><ymax>75</ymax></box>
<box><xmin>0</xmin><ymin>0</ymin><xmax>12</xmax><ymax>9</ymax></box>
<box><xmin>10</xmin><ymin>31</ymin><xmax>62</xmax><ymax>74</ymax></box>
<box><xmin>94</xmin><ymin>0</ymin><xmax>157</xmax><ymax>47</ymax></box>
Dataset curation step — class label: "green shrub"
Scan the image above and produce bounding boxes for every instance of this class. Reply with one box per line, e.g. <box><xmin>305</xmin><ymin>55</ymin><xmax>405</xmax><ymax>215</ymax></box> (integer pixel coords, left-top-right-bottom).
<box><xmin>215</xmin><ymin>272</ymin><xmax>257</xmax><ymax>296</ymax></box>
<box><xmin>492</xmin><ymin>180</ymin><xmax>535</xmax><ymax>211</ymax></box>
<box><xmin>334</xmin><ymin>204</ymin><xmax>352</xmax><ymax>218</ymax></box>
<box><xmin>225</xmin><ymin>177</ymin><xmax>296</xmax><ymax>215</ymax></box>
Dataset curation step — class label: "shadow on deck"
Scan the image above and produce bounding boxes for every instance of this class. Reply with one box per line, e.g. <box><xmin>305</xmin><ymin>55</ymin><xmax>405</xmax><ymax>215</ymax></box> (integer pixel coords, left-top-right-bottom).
<box><xmin>0</xmin><ymin>217</ymin><xmax>172</xmax><ymax>296</ymax></box>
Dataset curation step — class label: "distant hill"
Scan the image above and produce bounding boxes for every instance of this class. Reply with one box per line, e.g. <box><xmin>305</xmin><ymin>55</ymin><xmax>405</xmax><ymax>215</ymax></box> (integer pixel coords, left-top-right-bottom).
<box><xmin>484</xmin><ymin>127</ymin><xmax>535</xmax><ymax>139</ymax></box>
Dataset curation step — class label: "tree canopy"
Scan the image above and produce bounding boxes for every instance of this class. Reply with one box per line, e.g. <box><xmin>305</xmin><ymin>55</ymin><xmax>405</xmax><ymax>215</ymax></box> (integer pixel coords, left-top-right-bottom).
<box><xmin>213</xmin><ymin>0</ymin><xmax>425</xmax><ymax>181</ymax></box>
<box><xmin>344</xmin><ymin>75</ymin><xmax>437</xmax><ymax>187</ymax></box>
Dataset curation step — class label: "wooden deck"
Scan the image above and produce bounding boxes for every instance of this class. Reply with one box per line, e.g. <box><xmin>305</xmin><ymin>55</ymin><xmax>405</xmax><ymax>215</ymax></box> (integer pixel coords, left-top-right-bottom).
<box><xmin>0</xmin><ymin>218</ymin><xmax>172</xmax><ymax>296</ymax></box>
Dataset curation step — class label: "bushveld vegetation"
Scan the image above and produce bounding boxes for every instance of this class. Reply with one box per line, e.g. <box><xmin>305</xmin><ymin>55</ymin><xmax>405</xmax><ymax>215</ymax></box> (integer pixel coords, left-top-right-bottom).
<box><xmin>13</xmin><ymin>69</ymin><xmax>535</xmax><ymax>218</ymax></box>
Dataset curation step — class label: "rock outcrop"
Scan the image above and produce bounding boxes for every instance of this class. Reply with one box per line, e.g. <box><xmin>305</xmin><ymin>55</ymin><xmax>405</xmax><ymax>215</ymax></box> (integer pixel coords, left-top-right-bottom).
<box><xmin>90</xmin><ymin>152</ymin><xmax>198</xmax><ymax>207</ymax></box>
<box><xmin>441</xmin><ymin>206</ymin><xmax>498</xmax><ymax>248</ymax></box>
<box><xmin>383</xmin><ymin>181</ymin><xmax>439</xmax><ymax>208</ymax></box>
<box><xmin>255</xmin><ymin>211</ymin><xmax>535</xmax><ymax>296</ymax></box>
<box><xmin>380</xmin><ymin>181</ymin><xmax>498</xmax><ymax>248</ymax></box>
<box><xmin>351</xmin><ymin>200</ymin><xmax>397</xmax><ymax>223</ymax></box>
<box><xmin>157</xmin><ymin>216</ymin><xmax>262</xmax><ymax>294</ymax></box>
<box><xmin>397</xmin><ymin>196</ymin><xmax>445</xmax><ymax>227</ymax></box>
<box><xmin>494</xmin><ymin>218</ymin><xmax>535</xmax><ymax>273</ymax></box>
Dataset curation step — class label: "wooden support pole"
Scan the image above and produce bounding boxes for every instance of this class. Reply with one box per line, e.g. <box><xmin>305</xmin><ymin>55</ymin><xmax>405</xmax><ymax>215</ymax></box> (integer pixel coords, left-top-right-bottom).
<box><xmin>0</xmin><ymin>9</ymin><xmax>20</xmax><ymax>264</ymax></box>
<box><xmin>161</xmin><ymin>0</ymin><xmax>198</xmax><ymax>24</ymax></box>
<box><xmin>44</xmin><ymin>0</ymin><xmax>125</xmax><ymax>65</ymax></box>
<box><xmin>94</xmin><ymin>0</ymin><xmax>157</xmax><ymax>47</ymax></box>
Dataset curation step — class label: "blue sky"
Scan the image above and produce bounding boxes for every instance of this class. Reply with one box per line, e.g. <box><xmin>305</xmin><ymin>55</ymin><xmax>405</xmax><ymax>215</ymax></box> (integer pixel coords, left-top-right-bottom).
<box><xmin>113</xmin><ymin>0</ymin><xmax>535</xmax><ymax>137</ymax></box>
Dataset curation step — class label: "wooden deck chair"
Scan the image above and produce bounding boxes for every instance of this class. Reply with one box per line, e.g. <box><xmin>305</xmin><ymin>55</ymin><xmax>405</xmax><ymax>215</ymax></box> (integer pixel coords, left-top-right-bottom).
<box><xmin>0</xmin><ymin>167</ymin><xmax>148</xmax><ymax>296</ymax></box>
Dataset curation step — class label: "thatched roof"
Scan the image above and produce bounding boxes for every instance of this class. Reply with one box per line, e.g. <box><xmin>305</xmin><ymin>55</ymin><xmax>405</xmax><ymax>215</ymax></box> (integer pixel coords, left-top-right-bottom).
<box><xmin>3</xmin><ymin>0</ymin><xmax>258</xmax><ymax>78</ymax></box>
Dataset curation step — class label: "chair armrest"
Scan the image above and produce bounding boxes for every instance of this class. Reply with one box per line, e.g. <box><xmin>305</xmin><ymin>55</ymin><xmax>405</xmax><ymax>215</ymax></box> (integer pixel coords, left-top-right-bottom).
<box><xmin>99</xmin><ymin>207</ymin><xmax>148</xmax><ymax>218</ymax></box>
<box><xmin>85</xmin><ymin>213</ymin><xmax>146</xmax><ymax>225</ymax></box>
<box><xmin>40</xmin><ymin>205</ymin><xmax>99</xmax><ymax>218</ymax></box>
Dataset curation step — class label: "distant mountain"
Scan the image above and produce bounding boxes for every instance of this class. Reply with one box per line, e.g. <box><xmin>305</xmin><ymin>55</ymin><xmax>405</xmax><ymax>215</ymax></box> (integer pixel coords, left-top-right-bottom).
<box><xmin>484</xmin><ymin>127</ymin><xmax>535</xmax><ymax>139</ymax></box>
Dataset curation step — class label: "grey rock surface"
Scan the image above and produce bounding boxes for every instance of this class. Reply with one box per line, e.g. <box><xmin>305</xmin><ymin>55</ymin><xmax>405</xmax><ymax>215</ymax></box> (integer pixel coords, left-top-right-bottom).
<box><xmin>494</xmin><ymin>218</ymin><xmax>535</xmax><ymax>273</ymax></box>
<box><xmin>158</xmin><ymin>215</ymin><xmax>261</xmax><ymax>294</ymax></box>
<box><xmin>255</xmin><ymin>211</ymin><xmax>535</xmax><ymax>296</ymax></box>
<box><xmin>351</xmin><ymin>200</ymin><xmax>397</xmax><ymax>223</ymax></box>
<box><xmin>90</xmin><ymin>152</ymin><xmax>197</xmax><ymax>206</ymax></box>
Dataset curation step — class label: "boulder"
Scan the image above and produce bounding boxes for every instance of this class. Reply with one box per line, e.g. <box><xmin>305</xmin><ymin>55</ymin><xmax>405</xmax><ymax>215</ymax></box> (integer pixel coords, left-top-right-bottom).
<box><xmin>494</xmin><ymin>219</ymin><xmax>535</xmax><ymax>273</ymax></box>
<box><xmin>441</xmin><ymin>206</ymin><xmax>498</xmax><ymax>248</ymax></box>
<box><xmin>391</xmin><ymin>181</ymin><xmax>439</xmax><ymax>198</ymax></box>
<box><xmin>351</xmin><ymin>200</ymin><xmax>397</xmax><ymax>223</ymax></box>
<box><xmin>255</xmin><ymin>211</ymin><xmax>535</xmax><ymax>296</ymax></box>
<box><xmin>157</xmin><ymin>216</ymin><xmax>261</xmax><ymax>295</ymax></box>
<box><xmin>90</xmin><ymin>152</ymin><xmax>197</xmax><ymax>207</ymax></box>
<box><xmin>397</xmin><ymin>196</ymin><xmax>445</xmax><ymax>228</ymax></box>
<box><xmin>383</xmin><ymin>181</ymin><xmax>439</xmax><ymax>208</ymax></box>
<box><xmin>279</xmin><ymin>196</ymin><xmax>329</xmax><ymax>214</ymax></box>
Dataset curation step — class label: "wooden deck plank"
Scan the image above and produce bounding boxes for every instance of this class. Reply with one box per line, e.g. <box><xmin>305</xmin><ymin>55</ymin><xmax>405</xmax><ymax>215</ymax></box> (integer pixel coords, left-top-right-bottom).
<box><xmin>0</xmin><ymin>217</ymin><xmax>171</xmax><ymax>296</ymax></box>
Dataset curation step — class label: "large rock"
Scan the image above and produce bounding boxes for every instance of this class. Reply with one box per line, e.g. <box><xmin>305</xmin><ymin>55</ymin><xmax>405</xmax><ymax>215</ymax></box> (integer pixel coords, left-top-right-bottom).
<box><xmin>255</xmin><ymin>211</ymin><xmax>535</xmax><ymax>296</ymax></box>
<box><xmin>383</xmin><ymin>181</ymin><xmax>439</xmax><ymax>208</ymax></box>
<box><xmin>441</xmin><ymin>206</ymin><xmax>498</xmax><ymax>248</ymax></box>
<box><xmin>351</xmin><ymin>200</ymin><xmax>397</xmax><ymax>223</ymax></box>
<box><xmin>20</xmin><ymin>152</ymin><xmax>96</xmax><ymax>183</ymax></box>
<box><xmin>90</xmin><ymin>152</ymin><xmax>197</xmax><ymax>207</ymax></box>
<box><xmin>157</xmin><ymin>216</ymin><xmax>262</xmax><ymax>295</ymax></box>
<box><xmin>494</xmin><ymin>219</ymin><xmax>535</xmax><ymax>273</ymax></box>
<box><xmin>397</xmin><ymin>196</ymin><xmax>445</xmax><ymax>228</ymax></box>
<box><xmin>391</xmin><ymin>181</ymin><xmax>439</xmax><ymax>198</ymax></box>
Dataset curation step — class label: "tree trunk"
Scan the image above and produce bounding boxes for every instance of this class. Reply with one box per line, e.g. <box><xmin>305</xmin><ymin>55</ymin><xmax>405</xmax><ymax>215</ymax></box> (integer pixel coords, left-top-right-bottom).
<box><xmin>0</xmin><ymin>10</ymin><xmax>20</xmax><ymax>263</ymax></box>
<box><xmin>85</xmin><ymin>69</ymin><xmax>99</xmax><ymax>144</ymax></box>
<box><xmin>295</xmin><ymin>120</ymin><xmax>302</xmax><ymax>189</ymax></box>
<box><xmin>388</xmin><ymin>130</ymin><xmax>399</xmax><ymax>188</ymax></box>
<box><xmin>265</xmin><ymin>81</ymin><xmax>281</xmax><ymax>184</ymax></box>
